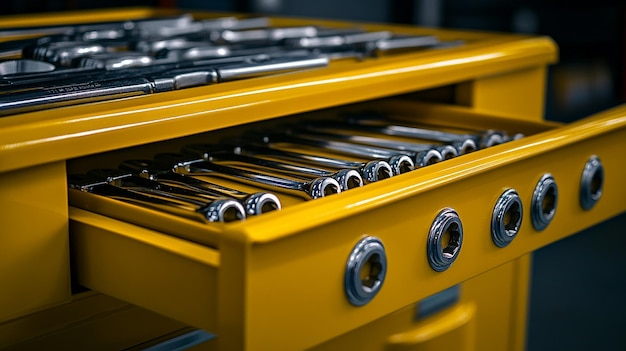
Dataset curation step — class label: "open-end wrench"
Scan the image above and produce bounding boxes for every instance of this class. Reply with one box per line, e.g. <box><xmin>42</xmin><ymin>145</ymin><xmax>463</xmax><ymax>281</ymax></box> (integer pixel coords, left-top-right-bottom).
<box><xmin>154</xmin><ymin>153</ymin><xmax>341</xmax><ymax>200</ymax></box>
<box><xmin>119</xmin><ymin>159</ymin><xmax>281</xmax><ymax>216</ymax></box>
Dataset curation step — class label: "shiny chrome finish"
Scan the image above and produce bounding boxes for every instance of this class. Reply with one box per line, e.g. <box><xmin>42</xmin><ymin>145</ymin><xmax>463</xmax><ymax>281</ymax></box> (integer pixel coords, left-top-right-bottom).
<box><xmin>155</xmin><ymin>153</ymin><xmax>341</xmax><ymax>200</ymax></box>
<box><xmin>531</xmin><ymin>173</ymin><xmax>558</xmax><ymax>231</ymax></box>
<box><xmin>345</xmin><ymin>117</ymin><xmax>507</xmax><ymax>149</ymax></box>
<box><xmin>269</xmin><ymin>132</ymin><xmax>439</xmax><ymax>172</ymax></box>
<box><xmin>29</xmin><ymin>41</ymin><xmax>106</xmax><ymax>66</ymax></box>
<box><xmin>580</xmin><ymin>155</ymin><xmax>604</xmax><ymax>210</ymax></box>
<box><xmin>68</xmin><ymin>172</ymin><xmax>245</xmax><ymax>223</ymax></box>
<box><xmin>182</xmin><ymin>145</ymin><xmax>363</xmax><ymax>191</ymax></box>
<box><xmin>0</xmin><ymin>55</ymin><xmax>329</xmax><ymax>116</ymax></box>
<box><xmin>491</xmin><ymin>188</ymin><xmax>523</xmax><ymax>247</ymax></box>
<box><xmin>345</xmin><ymin>236</ymin><xmax>387</xmax><ymax>306</ymax></box>
<box><xmin>0</xmin><ymin>59</ymin><xmax>55</xmax><ymax>76</ymax></box>
<box><xmin>75</xmin><ymin>52</ymin><xmax>155</xmax><ymax>70</ymax></box>
<box><xmin>235</xmin><ymin>144</ymin><xmax>394</xmax><ymax>183</ymax></box>
<box><xmin>427</xmin><ymin>208</ymin><xmax>463</xmax><ymax>272</ymax></box>
<box><xmin>119</xmin><ymin>159</ymin><xmax>281</xmax><ymax>216</ymax></box>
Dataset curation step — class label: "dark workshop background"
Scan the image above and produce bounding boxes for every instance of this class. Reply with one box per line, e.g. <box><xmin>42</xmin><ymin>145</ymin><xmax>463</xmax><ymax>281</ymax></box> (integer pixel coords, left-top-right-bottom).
<box><xmin>2</xmin><ymin>1</ymin><xmax>625</xmax><ymax>350</ymax></box>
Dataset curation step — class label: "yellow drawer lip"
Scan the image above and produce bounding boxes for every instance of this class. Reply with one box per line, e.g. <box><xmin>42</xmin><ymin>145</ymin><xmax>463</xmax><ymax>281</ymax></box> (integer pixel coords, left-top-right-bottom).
<box><xmin>0</xmin><ymin>10</ymin><xmax>556</xmax><ymax>174</ymax></box>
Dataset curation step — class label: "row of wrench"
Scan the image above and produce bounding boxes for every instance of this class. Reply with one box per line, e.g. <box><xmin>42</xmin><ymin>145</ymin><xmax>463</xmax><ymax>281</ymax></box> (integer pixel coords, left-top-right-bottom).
<box><xmin>0</xmin><ymin>14</ymin><xmax>460</xmax><ymax>116</ymax></box>
<box><xmin>68</xmin><ymin>112</ymin><xmax>519</xmax><ymax>223</ymax></box>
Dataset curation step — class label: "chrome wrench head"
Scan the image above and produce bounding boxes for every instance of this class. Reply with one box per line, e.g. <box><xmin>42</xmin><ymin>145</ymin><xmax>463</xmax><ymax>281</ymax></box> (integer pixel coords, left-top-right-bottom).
<box><xmin>361</xmin><ymin>160</ymin><xmax>394</xmax><ymax>183</ymax></box>
<box><xmin>415</xmin><ymin>149</ymin><xmax>443</xmax><ymax>167</ymax></box>
<box><xmin>203</xmin><ymin>198</ymin><xmax>247</xmax><ymax>222</ymax></box>
<box><xmin>387</xmin><ymin>154</ymin><xmax>415</xmax><ymax>175</ymax></box>
<box><xmin>436</xmin><ymin>145</ymin><xmax>458</xmax><ymax>161</ymax></box>
<box><xmin>332</xmin><ymin>169</ymin><xmax>364</xmax><ymax>190</ymax></box>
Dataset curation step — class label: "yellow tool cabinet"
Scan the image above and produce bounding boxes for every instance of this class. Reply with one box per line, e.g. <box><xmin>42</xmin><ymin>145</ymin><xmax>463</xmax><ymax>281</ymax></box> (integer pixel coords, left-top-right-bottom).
<box><xmin>0</xmin><ymin>7</ymin><xmax>624</xmax><ymax>351</ymax></box>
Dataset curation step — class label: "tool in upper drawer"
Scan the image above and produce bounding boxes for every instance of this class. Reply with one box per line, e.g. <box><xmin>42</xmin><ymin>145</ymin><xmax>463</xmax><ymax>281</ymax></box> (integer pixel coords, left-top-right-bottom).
<box><xmin>154</xmin><ymin>153</ymin><xmax>341</xmax><ymax>200</ymax></box>
<box><xmin>260</xmin><ymin>131</ymin><xmax>441</xmax><ymax>171</ymax></box>
<box><xmin>68</xmin><ymin>172</ymin><xmax>246</xmax><ymax>223</ymax></box>
<box><xmin>0</xmin><ymin>54</ymin><xmax>329</xmax><ymax>116</ymax></box>
<box><xmin>344</xmin><ymin>113</ymin><xmax>511</xmax><ymax>148</ymax></box>
<box><xmin>119</xmin><ymin>159</ymin><xmax>281</xmax><ymax>216</ymax></box>
<box><xmin>182</xmin><ymin>144</ymin><xmax>364</xmax><ymax>191</ymax></box>
<box><xmin>232</xmin><ymin>143</ymin><xmax>395</xmax><ymax>184</ymax></box>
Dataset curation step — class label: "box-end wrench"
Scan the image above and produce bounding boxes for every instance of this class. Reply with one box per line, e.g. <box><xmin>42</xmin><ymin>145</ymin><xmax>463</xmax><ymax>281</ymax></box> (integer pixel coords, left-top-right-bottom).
<box><xmin>154</xmin><ymin>153</ymin><xmax>341</xmax><ymax>200</ymax></box>
<box><xmin>119</xmin><ymin>159</ymin><xmax>281</xmax><ymax>216</ymax></box>
<box><xmin>68</xmin><ymin>173</ymin><xmax>245</xmax><ymax>223</ymax></box>
<box><xmin>182</xmin><ymin>144</ymin><xmax>364</xmax><ymax>191</ymax></box>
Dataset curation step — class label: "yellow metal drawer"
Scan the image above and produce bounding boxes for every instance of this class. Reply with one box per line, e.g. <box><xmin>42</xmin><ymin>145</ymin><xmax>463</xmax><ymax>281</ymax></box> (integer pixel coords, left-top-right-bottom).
<box><xmin>67</xmin><ymin>100</ymin><xmax>626</xmax><ymax>351</ymax></box>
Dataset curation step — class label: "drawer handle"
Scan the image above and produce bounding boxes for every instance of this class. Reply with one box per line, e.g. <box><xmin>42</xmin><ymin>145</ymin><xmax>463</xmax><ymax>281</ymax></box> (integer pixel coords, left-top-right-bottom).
<box><xmin>580</xmin><ymin>155</ymin><xmax>604</xmax><ymax>210</ymax></box>
<box><xmin>491</xmin><ymin>188</ymin><xmax>523</xmax><ymax>247</ymax></box>
<box><xmin>345</xmin><ymin>236</ymin><xmax>387</xmax><ymax>306</ymax></box>
<box><xmin>531</xmin><ymin>173</ymin><xmax>558</xmax><ymax>231</ymax></box>
<box><xmin>427</xmin><ymin>208</ymin><xmax>463</xmax><ymax>272</ymax></box>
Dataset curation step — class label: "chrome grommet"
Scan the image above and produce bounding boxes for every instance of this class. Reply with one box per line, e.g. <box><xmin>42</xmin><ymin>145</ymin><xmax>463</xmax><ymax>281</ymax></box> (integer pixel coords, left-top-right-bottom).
<box><xmin>345</xmin><ymin>236</ymin><xmax>387</xmax><ymax>306</ymax></box>
<box><xmin>427</xmin><ymin>208</ymin><xmax>463</xmax><ymax>272</ymax></box>
<box><xmin>491</xmin><ymin>189</ymin><xmax>523</xmax><ymax>247</ymax></box>
<box><xmin>531</xmin><ymin>174</ymin><xmax>558</xmax><ymax>231</ymax></box>
<box><xmin>580</xmin><ymin>155</ymin><xmax>604</xmax><ymax>210</ymax></box>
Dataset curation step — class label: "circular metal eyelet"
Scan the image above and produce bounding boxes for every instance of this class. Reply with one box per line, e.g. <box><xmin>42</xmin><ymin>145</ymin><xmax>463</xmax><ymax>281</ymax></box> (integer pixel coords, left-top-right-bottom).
<box><xmin>580</xmin><ymin>155</ymin><xmax>604</xmax><ymax>210</ymax></box>
<box><xmin>345</xmin><ymin>236</ymin><xmax>387</xmax><ymax>306</ymax></box>
<box><xmin>491</xmin><ymin>189</ymin><xmax>523</xmax><ymax>247</ymax></box>
<box><xmin>531</xmin><ymin>174</ymin><xmax>558</xmax><ymax>231</ymax></box>
<box><xmin>427</xmin><ymin>208</ymin><xmax>463</xmax><ymax>272</ymax></box>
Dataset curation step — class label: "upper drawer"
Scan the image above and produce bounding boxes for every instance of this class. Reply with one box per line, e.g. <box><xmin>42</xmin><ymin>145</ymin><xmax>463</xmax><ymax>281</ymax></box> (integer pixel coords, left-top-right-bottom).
<box><xmin>68</xmin><ymin>100</ymin><xmax>626</xmax><ymax>351</ymax></box>
<box><xmin>0</xmin><ymin>8</ymin><xmax>557</xmax><ymax>173</ymax></box>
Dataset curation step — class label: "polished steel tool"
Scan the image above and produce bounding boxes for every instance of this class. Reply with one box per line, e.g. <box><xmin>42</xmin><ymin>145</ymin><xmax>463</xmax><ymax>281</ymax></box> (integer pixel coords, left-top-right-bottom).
<box><xmin>0</xmin><ymin>55</ymin><xmax>328</xmax><ymax>116</ymax></box>
<box><xmin>68</xmin><ymin>172</ymin><xmax>246</xmax><ymax>223</ymax></box>
<box><xmin>182</xmin><ymin>144</ymin><xmax>364</xmax><ymax>191</ymax></box>
<box><xmin>234</xmin><ymin>143</ymin><xmax>395</xmax><ymax>184</ymax></box>
<box><xmin>154</xmin><ymin>153</ymin><xmax>341</xmax><ymax>200</ymax></box>
<box><xmin>119</xmin><ymin>159</ymin><xmax>281</xmax><ymax>216</ymax></box>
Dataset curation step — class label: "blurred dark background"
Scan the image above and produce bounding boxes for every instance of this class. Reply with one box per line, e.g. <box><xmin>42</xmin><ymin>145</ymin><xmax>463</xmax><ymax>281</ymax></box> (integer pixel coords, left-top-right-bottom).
<box><xmin>2</xmin><ymin>1</ymin><xmax>625</xmax><ymax>350</ymax></box>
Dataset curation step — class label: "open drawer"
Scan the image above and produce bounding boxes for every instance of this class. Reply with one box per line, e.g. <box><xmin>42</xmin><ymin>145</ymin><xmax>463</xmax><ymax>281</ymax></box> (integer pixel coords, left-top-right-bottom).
<box><xmin>0</xmin><ymin>7</ymin><xmax>623</xmax><ymax>351</ymax></box>
<box><xmin>67</xmin><ymin>100</ymin><xmax>626</xmax><ymax>351</ymax></box>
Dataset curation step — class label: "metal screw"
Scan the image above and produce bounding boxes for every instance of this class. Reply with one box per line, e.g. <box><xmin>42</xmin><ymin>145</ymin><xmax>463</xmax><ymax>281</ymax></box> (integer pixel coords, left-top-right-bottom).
<box><xmin>531</xmin><ymin>174</ymin><xmax>558</xmax><ymax>231</ymax></box>
<box><xmin>491</xmin><ymin>188</ymin><xmax>523</xmax><ymax>247</ymax></box>
<box><xmin>427</xmin><ymin>208</ymin><xmax>463</xmax><ymax>272</ymax></box>
<box><xmin>345</xmin><ymin>236</ymin><xmax>387</xmax><ymax>306</ymax></box>
<box><xmin>580</xmin><ymin>155</ymin><xmax>604</xmax><ymax>210</ymax></box>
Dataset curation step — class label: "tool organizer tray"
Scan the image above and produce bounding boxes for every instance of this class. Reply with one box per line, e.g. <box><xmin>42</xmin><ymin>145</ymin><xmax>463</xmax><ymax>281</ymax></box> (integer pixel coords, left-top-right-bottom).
<box><xmin>1</xmin><ymin>7</ymin><xmax>625</xmax><ymax>351</ymax></box>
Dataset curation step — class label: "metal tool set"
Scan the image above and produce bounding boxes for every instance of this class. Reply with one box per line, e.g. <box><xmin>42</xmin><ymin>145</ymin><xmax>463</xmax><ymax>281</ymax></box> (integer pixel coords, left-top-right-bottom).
<box><xmin>3</xmin><ymin>8</ymin><xmax>625</xmax><ymax>351</ymax></box>
<box><xmin>0</xmin><ymin>14</ymin><xmax>458</xmax><ymax>116</ymax></box>
<box><xmin>68</xmin><ymin>111</ymin><xmax>515</xmax><ymax>223</ymax></box>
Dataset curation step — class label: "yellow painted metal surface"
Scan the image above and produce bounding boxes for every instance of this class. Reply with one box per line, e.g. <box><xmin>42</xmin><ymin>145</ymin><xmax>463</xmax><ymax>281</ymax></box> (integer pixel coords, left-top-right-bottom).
<box><xmin>0</xmin><ymin>161</ymin><xmax>70</xmax><ymax>323</ymax></box>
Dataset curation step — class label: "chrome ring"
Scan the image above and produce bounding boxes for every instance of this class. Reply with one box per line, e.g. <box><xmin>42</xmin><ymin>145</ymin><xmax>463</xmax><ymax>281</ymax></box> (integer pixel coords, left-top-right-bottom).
<box><xmin>345</xmin><ymin>236</ymin><xmax>387</xmax><ymax>306</ymax></box>
<box><xmin>580</xmin><ymin>155</ymin><xmax>604</xmax><ymax>210</ymax></box>
<box><xmin>427</xmin><ymin>208</ymin><xmax>463</xmax><ymax>272</ymax></box>
<box><xmin>491</xmin><ymin>188</ymin><xmax>523</xmax><ymax>247</ymax></box>
<box><xmin>531</xmin><ymin>174</ymin><xmax>558</xmax><ymax>231</ymax></box>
